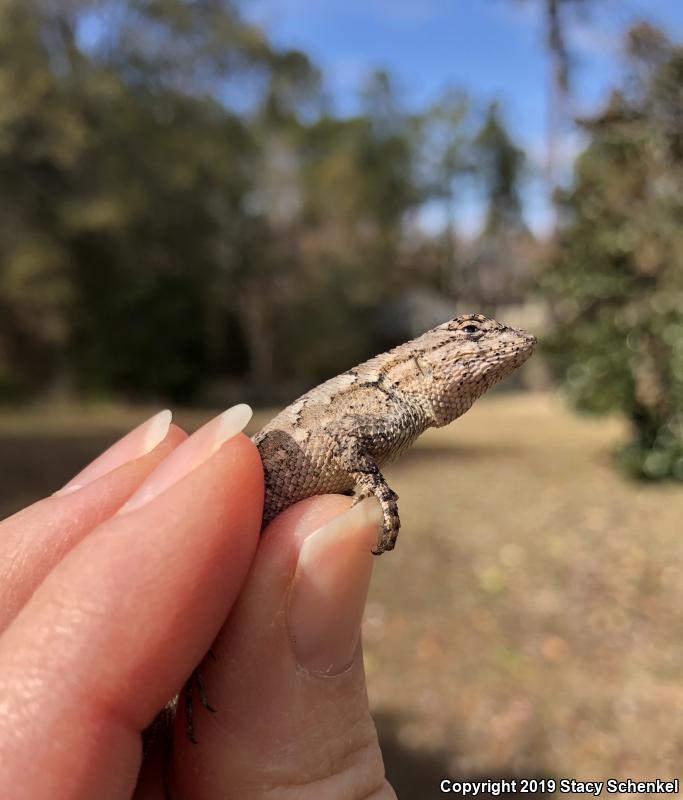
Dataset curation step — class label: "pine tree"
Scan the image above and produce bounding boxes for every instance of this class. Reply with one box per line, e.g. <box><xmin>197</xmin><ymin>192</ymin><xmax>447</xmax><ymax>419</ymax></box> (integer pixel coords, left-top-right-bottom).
<box><xmin>541</xmin><ymin>24</ymin><xmax>683</xmax><ymax>480</ymax></box>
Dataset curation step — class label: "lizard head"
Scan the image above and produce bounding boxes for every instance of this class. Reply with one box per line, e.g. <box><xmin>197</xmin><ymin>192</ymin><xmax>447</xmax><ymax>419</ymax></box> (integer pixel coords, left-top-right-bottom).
<box><xmin>420</xmin><ymin>313</ymin><xmax>536</xmax><ymax>426</ymax></box>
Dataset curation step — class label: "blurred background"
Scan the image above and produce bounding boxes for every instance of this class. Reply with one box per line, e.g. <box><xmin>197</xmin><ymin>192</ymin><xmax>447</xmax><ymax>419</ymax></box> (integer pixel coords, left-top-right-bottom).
<box><xmin>1</xmin><ymin>0</ymin><xmax>683</xmax><ymax>795</ymax></box>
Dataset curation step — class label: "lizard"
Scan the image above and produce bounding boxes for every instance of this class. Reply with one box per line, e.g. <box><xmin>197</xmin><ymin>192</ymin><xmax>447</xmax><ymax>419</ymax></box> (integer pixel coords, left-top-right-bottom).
<box><xmin>148</xmin><ymin>312</ymin><xmax>536</xmax><ymax>790</ymax></box>
<box><xmin>253</xmin><ymin>312</ymin><xmax>536</xmax><ymax>554</ymax></box>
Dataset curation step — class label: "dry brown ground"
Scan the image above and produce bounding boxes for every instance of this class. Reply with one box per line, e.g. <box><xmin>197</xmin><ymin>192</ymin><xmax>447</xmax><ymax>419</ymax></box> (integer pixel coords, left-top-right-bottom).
<box><xmin>2</xmin><ymin>393</ymin><xmax>683</xmax><ymax>798</ymax></box>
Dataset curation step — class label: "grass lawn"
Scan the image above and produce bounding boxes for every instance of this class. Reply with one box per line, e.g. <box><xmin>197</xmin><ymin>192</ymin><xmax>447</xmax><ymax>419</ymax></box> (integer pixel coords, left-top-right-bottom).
<box><xmin>2</xmin><ymin>393</ymin><xmax>682</xmax><ymax>797</ymax></box>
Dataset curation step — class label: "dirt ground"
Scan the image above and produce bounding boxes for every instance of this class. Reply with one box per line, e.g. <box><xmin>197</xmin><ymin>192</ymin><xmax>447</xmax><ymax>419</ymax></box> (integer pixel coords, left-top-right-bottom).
<box><xmin>2</xmin><ymin>393</ymin><xmax>683</xmax><ymax>798</ymax></box>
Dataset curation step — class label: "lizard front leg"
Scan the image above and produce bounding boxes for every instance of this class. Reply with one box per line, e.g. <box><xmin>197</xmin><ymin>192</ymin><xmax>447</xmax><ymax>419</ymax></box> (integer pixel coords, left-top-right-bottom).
<box><xmin>334</xmin><ymin>434</ymin><xmax>400</xmax><ymax>554</ymax></box>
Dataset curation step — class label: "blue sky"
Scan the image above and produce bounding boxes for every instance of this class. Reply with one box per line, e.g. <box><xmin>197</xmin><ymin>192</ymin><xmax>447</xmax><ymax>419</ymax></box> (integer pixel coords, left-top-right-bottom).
<box><xmin>247</xmin><ymin>0</ymin><xmax>683</xmax><ymax>236</ymax></box>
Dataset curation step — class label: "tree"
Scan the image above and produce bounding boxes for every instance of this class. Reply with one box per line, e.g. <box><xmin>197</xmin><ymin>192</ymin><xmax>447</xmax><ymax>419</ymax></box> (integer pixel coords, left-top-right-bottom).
<box><xmin>0</xmin><ymin>0</ymin><xmax>289</xmax><ymax>399</ymax></box>
<box><xmin>0</xmin><ymin>0</ymin><xmax>87</xmax><ymax>395</ymax></box>
<box><xmin>456</xmin><ymin>104</ymin><xmax>532</xmax><ymax>309</ymax></box>
<box><xmin>410</xmin><ymin>87</ymin><xmax>469</xmax><ymax>293</ymax></box>
<box><xmin>515</xmin><ymin>0</ymin><xmax>597</xmax><ymax>190</ymax></box>
<box><xmin>280</xmin><ymin>77</ymin><xmax>422</xmax><ymax>379</ymax></box>
<box><xmin>540</xmin><ymin>24</ymin><xmax>683</xmax><ymax>480</ymax></box>
<box><xmin>2</xmin><ymin>1</ymin><xmax>531</xmax><ymax>402</ymax></box>
<box><xmin>473</xmin><ymin>103</ymin><xmax>526</xmax><ymax>235</ymax></box>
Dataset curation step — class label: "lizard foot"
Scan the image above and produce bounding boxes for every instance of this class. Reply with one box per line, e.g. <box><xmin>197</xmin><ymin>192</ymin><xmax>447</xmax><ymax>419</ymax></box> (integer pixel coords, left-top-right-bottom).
<box><xmin>343</xmin><ymin>445</ymin><xmax>400</xmax><ymax>555</ymax></box>
<box><xmin>351</xmin><ymin>487</ymin><xmax>399</xmax><ymax>554</ymax></box>
<box><xmin>371</xmin><ymin>523</ymin><xmax>399</xmax><ymax>555</ymax></box>
<box><xmin>370</xmin><ymin>488</ymin><xmax>400</xmax><ymax>555</ymax></box>
<box><xmin>184</xmin><ymin>664</ymin><xmax>217</xmax><ymax>744</ymax></box>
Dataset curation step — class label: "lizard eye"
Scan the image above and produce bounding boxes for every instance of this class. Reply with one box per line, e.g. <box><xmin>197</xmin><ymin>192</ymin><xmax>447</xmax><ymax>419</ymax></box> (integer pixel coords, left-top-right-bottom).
<box><xmin>461</xmin><ymin>324</ymin><xmax>480</xmax><ymax>334</ymax></box>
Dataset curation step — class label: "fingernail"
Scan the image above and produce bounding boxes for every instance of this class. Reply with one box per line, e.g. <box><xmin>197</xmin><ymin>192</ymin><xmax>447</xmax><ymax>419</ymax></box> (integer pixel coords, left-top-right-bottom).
<box><xmin>287</xmin><ymin>498</ymin><xmax>383</xmax><ymax>675</ymax></box>
<box><xmin>56</xmin><ymin>410</ymin><xmax>173</xmax><ymax>496</ymax></box>
<box><xmin>119</xmin><ymin>404</ymin><xmax>252</xmax><ymax>514</ymax></box>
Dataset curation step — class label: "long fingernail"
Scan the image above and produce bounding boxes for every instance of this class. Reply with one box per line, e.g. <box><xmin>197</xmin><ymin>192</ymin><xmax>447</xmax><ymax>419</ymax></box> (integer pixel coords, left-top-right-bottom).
<box><xmin>119</xmin><ymin>404</ymin><xmax>252</xmax><ymax>514</ymax></box>
<box><xmin>56</xmin><ymin>410</ymin><xmax>173</xmax><ymax>496</ymax></box>
<box><xmin>287</xmin><ymin>498</ymin><xmax>383</xmax><ymax>675</ymax></box>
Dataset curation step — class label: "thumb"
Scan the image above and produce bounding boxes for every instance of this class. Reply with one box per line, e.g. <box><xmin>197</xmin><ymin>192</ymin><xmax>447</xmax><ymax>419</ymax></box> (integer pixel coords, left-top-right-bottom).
<box><xmin>172</xmin><ymin>495</ymin><xmax>397</xmax><ymax>800</ymax></box>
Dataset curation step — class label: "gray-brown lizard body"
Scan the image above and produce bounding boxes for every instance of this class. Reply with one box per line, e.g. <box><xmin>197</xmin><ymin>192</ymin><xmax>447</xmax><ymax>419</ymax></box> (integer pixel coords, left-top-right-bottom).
<box><xmin>254</xmin><ymin>313</ymin><xmax>536</xmax><ymax>553</ymax></box>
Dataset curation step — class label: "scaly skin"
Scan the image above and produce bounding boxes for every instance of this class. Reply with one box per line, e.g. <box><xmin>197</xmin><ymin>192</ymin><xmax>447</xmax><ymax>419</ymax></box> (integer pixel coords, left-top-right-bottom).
<box><xmin>254</xmin><ymin>313</ymin><xmax>536</xmax><ymax>554</ymax></box>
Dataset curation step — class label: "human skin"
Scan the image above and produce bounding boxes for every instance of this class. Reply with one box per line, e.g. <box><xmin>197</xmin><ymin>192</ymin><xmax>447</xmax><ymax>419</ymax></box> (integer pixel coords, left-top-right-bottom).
<box><xmin>0</xmin><ymin>407</ymin><xmax>396</xmax><ymax>800</ymax></box>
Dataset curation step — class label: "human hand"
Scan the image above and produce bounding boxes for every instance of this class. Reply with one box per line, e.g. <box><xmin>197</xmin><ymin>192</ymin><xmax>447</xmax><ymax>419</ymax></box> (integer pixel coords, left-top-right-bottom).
<box><xmin>0</xmin><ymin>407</ymin><xmax>396</xmax><ymax>799</ymax></box>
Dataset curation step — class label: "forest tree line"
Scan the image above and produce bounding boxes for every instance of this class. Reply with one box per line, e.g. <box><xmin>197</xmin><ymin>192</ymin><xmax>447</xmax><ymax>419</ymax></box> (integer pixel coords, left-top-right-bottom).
<box><xmin>0</xmin><ymin>0</ymin><xmax>529</xmax><ymax>403</ymax></box>
<box><xmin>1</xmin><ymin>2</ymin><xmax>683</xmax><ymax>479</ymax></box>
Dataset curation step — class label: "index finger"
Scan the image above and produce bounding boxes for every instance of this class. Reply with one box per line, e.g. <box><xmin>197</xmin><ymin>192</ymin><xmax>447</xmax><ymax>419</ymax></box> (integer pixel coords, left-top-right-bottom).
<box><xmin>0</xmin><ymin>408</ymin><xmax>263</xmax><ymax>800</ymax></box>
<box><xmin>0</xmin><ymin>415</ymin><xmax>187</xmax><ymax>632</ymax></box>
